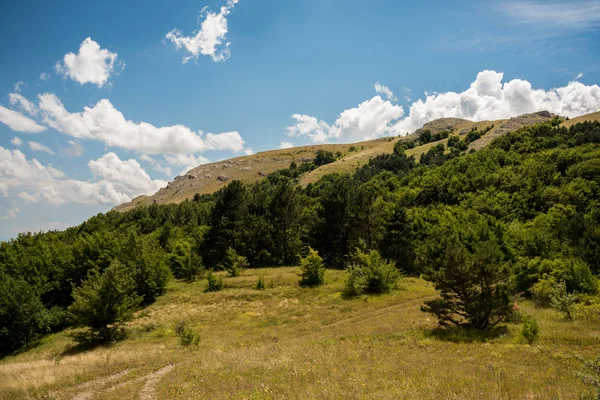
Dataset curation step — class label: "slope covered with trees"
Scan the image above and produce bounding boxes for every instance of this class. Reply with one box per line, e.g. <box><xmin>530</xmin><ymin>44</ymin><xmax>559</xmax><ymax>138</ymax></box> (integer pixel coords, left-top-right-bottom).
<box><xmin>1</xmin><ymin>118</ymin><xmax>599</xmax><ymax>356</ymax></box>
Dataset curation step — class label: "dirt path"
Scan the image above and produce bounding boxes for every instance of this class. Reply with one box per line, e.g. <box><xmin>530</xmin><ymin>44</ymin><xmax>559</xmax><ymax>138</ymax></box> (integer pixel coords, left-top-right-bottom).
<box><xmin>69</xmin><ymin>364</ymin><xmax>175</xmax><ymax>400</ymax></box>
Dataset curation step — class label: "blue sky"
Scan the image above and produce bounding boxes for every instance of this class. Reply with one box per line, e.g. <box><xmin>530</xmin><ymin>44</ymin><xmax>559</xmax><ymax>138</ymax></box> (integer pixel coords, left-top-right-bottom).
<box><xmin>1</xmin><ymin>0</ymin><xmax>600</xmax><ymax>240</ymax></box>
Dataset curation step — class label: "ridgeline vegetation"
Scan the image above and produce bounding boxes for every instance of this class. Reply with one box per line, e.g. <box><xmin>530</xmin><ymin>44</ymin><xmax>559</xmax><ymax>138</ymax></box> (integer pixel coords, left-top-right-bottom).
<box><xmin>1</xmin><ymin>119</ymin><xmax>600</xmax><ymax>398</ymax></box>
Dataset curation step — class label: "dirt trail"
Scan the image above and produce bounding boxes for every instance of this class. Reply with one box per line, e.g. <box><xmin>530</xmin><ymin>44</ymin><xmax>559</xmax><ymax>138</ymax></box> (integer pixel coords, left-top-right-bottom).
<box><xmin>71</xmin><ymin>369</ymin><xmax>135</xmax><ymax>400</ymax></box>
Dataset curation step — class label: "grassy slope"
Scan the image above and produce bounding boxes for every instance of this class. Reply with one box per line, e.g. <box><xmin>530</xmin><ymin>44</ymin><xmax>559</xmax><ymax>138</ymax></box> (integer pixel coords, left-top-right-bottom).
<box><xmin>117</xmin><ymin>110</ymin><xmax>600</xmax><ymax>211</ymax></box>
<box><xmin>1</xmin><ymin>267</ymin><xmax>599</xmax><ymax>399</ymax></box>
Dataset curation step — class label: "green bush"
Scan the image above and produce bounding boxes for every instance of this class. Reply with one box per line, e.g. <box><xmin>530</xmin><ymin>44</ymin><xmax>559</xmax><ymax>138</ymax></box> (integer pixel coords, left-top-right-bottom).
<box><xmin>577</xmin><ymin>355</ymin><xmax>600</xmax><ymax>400</ymax></box>
<box><xmin>175</xmin><ymin>320</ymin><xmax>200</xmax><ymax>346</ymax></box>
<box><xmin>531</xmin><ymin>275</ymin><xmax>558</xmax><ymax>307</ymax></box>
<box><xmin>344</xmin><ymin>249</ymin><xmax>400</xmax><ymax>297</ymax></box>
<box><xmin>551</xmin><ymin>281</ymin><xmax>576</xmax><ymax>320</ymax></box>
<box><xmin>223</xmin><ymin>247</ymin><xmax>248</xmax><ymax>277</ymax></box>
<box><xmin>206</xmin><ymin>270</ymin><xmax>224</xmax><ymax>292</ymax></box>
<box><xmin>255</xmin><ymin>276</ymin><xmax>266</xmax><ymax>290</ymax></box>
<box><xmin>69</xmin><ymin>260</ymin><xmax>142</xmax><ymax>343</ymax></box>
<box><xmin>299</xmin><ymin>247</ymin><xmax>326</xmax><ymax>287</ymax></box>
<box><xmin>520</xmin><ymin>314</ymin><xmax>539</xmax><ymax>345</ymax></box>
<box><xmin>166</xmin><ymin>240</ymin><xmax>203</xmax><ymax>282</ymax></box>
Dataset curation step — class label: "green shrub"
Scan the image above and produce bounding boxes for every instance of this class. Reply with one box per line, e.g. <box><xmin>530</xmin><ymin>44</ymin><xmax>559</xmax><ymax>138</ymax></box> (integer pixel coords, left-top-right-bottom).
<box><xmin>175</xmin><ymin>320</ymin><xmax>200</xmax><ymax>346</ymax></box>
<box><xmin>551</xmin><ymin>281</ymin><xmax>576</xmax><ymax>320</ymax></box>
<box><xmin>343</xmin><ymin>249</ymin><xmax>400</xmax><ymax>297</ymax></box>
<box><xmin>206</xmin><ymin>271</ymin><xmax>224</xmax><ymax>292</ymax></box>
<box><xmin>69</xmin><ymin>260</ymin><xmax>142</xmax><ymax>343</ymax></box>
<box><xmin>531</xmin><ymin>275</ymin><xmax>558</xmax><ymax>307</ymax></box>
<box><xmin>166</xmin><ymin>240</ymin><xmax>203</xmax><ymax>282</ymax></box>
<box><xmin>577</xmin><ymin>355</ymin><xmax>600</xmax><ymax>400</ymax></box>
<box><xmin>299</xmin><ymin>247</ymin><xmax>326</xmax><ymax>287</ymax></box>
<box><xmin>223</xmin><ymin>247</ymin><xmax>249</xmax><ymax>277</ymax></box>
<box><xmin>520</xmin><ymin>314</ymin><xmax>539</xmax><ymax>345</ymax></box>
<box><xmin>255</xmin><ymin>276</ymin><xmax>266</xmax><ymax>290</ymax></box>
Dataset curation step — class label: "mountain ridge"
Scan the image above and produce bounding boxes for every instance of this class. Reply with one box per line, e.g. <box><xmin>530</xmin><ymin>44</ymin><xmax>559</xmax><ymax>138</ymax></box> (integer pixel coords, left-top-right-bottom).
<box><xmin>114</xmin><ymin>110</ymin><xmax>600</xmax><ymax>212</ymax></box>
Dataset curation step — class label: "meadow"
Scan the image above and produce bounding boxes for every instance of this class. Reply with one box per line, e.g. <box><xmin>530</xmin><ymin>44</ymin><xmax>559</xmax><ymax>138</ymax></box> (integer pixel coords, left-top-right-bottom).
<box><xmin>1</xmin><ymin>266</ymin><xmax>598</xmax><ymax>399</ymax></box>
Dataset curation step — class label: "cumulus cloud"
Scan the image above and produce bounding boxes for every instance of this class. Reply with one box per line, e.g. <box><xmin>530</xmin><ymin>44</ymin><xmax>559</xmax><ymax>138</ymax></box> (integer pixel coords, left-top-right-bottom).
<box><xmin>39</xmin><ymin>73</ymin><xmax>50</xmax><ymax>81</ymax></box>
<box><xmin>374</xmin><ymin>82</ymin><xmax>397</xmax><ymax>102</ymax></box>
<box><xmin>286</xmin><ymin>96</ymin><xmax>404</xmax><ymax>143</ymax></box>
<box><xmin>164</xmin><ymin>154</ymin><xmax>210</xmax><ymax>175</ymax></box>
<box><xmin>38</xmin><ymin>93</ymin><xmax>247</xmax><ymax>155</ymax></box>
<box><xmin>0</xmin><ymin>147</ymin><xmax>166</xmax><ymax>206</ymax></box>
<box><xmin>287</xmin><ymin>70</ymin><xmax>600</xmax><ymax>142</ymax></box>
<box><xmin>9</xmin><ymin>92</ymin><xmax>38</xmax><ymax>116</ymax></box>
<box><xmin>166</xmin><ymin>0</ymin><xmax>239</xmax><ymax>63</ymax></box>
<box><xmin>28</xmin><ymin>141</ymin><xmax>55</xmax><ymax>155</ymax></box>
<box><xmin>55</xmin><ymin>38</ymin><xmax>121</xmax><ymax>87</ymax></box>
<box><xmin>279</xmin><ymin>141</ymin><xmax>294</xmax><ymax>149</ymax></box>
<box><xmin>0</xmin><ymin>106</ymin><xmax>46</xmax><ymax>133</ymax></box>
<box><xmin>140</xmin><ymin>154</ymin><xmax>173</xmax><ymax>176</ymax></box>
<box><xmin>11</xmin><ymin>137</ymin><xmax>23</xmax><ymax>147</ymax></box>
<box><xmin>62</xmin><ymin>140</ymin><xmax>84</xmax><ymax>157</ymax></box>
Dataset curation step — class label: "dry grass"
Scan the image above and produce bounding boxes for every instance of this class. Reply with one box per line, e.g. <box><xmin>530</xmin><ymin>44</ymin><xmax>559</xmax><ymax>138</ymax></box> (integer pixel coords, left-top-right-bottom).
<box><xmin>561</xmin><ymin>111</ymin><xmax>600</xmax><ymax>128</ymax></box>
<box><xmin>1</xmin><ymin>267</ymin><xmax>600</xmax><ymax>399</ymax></box>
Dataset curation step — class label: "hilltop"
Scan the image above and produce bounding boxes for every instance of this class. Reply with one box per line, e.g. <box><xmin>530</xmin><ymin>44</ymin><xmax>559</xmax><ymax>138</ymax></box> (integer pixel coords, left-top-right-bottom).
<box><xmin>115</xmin><ymin>110</ymin><xmax>588</xmax><ymax>211</ymax></box>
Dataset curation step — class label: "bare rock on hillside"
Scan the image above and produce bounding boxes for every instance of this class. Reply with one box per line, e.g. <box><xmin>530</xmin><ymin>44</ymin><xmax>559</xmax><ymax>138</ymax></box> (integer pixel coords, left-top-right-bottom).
<box><xmin>217</xmin><ymin>175</ymin><xmax>229</xmax><ymax>182</ymax></box>
<box><xmin>469</xmin><ymin>110</ymin><xmax>558</xmax><ymax>150</ymax></box>
<box><xmin>414</xmin><ymin>118</ymin><xmax>471</xmax><ymax>136</ymax></box>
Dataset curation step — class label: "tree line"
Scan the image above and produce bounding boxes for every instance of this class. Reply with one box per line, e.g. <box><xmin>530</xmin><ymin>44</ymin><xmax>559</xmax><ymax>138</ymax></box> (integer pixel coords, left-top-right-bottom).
<box><xmin>1</xmin><ymin>119</ymin><xmax>599</xmax><ymax>355</ymax></box>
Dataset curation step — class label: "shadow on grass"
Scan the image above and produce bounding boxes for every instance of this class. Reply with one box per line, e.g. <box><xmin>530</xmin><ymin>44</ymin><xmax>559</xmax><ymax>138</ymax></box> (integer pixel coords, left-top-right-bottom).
<box><xmin>59</xmin><ymin>328</ymin><xmax>126</xmax><ymax>357</ymax></box>
<box><xmin>424</xmin><ymin>325</ymin><xmax>509</xmax><ymax>343</ymax></box>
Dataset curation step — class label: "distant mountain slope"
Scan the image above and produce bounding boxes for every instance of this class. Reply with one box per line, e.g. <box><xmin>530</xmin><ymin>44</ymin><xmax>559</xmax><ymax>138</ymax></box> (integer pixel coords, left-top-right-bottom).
<box><xmin>115</xmin><ymin>110</ymin><xmax>598</xmax><ymax>211</ymax></box>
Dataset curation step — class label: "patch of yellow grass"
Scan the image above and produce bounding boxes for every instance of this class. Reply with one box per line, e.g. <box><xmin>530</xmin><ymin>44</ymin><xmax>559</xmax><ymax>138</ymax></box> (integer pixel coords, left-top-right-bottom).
<box><xmin>2</xmin><ymin>268</ymin><xmax>599</xmax><ymax>399</ymax></box>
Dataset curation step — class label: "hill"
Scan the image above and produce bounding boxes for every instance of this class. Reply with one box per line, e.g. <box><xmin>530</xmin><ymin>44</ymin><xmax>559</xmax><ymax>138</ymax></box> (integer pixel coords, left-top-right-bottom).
<box><xmin>2</xmin><ymin>116</ymin><xmax>600</xmax><ymax>399</ymax></box>
<box><xmin>115</xmin><ymin>110</ymin><xmax>574</xmax><ymax>211</ymax></box>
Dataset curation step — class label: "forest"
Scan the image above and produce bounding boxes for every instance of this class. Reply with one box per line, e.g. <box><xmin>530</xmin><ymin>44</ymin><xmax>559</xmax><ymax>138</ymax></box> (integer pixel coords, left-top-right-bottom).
<box><xmin>1</xmin><ymin>119</ymin><xmax>599</xmax><ymax>357</ymax></box>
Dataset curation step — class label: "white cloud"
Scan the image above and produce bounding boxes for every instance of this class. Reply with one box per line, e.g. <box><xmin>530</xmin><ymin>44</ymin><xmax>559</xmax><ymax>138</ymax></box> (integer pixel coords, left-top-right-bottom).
<box><xmin>374</xmin><ymin>82</ymin><xmax>397</xmax><ymax>102</ymax></box>
<box><xmin>9</xmin><ymin>92</ymin><xmax>38</xmax><ymax>116</ymax></box>
<box><xmin>287</xmin><ymin>70</ymin><xmax>600</xmax><ymax>142</ymax></box>
<box><xmin>0</xmin><ymin>208</ymin><xmax>19</xmax><ymax>220</ymax></box>
<box><xmin>244</xmin><ymin>148</ymin><xmax>254</xmax><ymax>155</ymax></box>
<box><xmin>55</xmin><ymin>38</ymin><xmax>121</xmax><ymax>87</ymax></box>
<box><xmin>39</xmin><ymin>73</ymin><xmax>50</xmax><ymax>81</ymax></box>
<box><xmin>166</xmin><ymin>0</ymin><xmax>239</xmax><ymax>63</ymax></box>
<box><xmin>575</xmin><ymin>72</ymin><xmax>584</xmax><ymax>80</ymax></box>
<box><xmin>63</xmin><ymin>140</ymin><xmax>84</xmax><ymax>157</ymax></box>
<box><xmin>13</xmin><ymin>81</ymin><xmax>25</xmax><ymax>93</ymax></box>
<box><xmin>38</xmin><ymin>93</ymin><xmax>247</xmax><ymax>155</ymax></box>
<box><xmin>28</xmin><ymin>141</ymin><xmax>55</xmax><ymax>155</ymax></box>
<box><xmin>502</xmin><ymin>1</ymin><xmax>600</xmax><ymax>29</ymax></box>
<box><xmin>394</xmin><ymin>70</ymin><xmax>600</xmax><ymax>134</ymax></box>
<box><xmin>286</xmin><ymin>96</ymin><xmax>404</xmax><ymax>143</ymax></box>
<box><xmin>0</xmin><ymin>106</ymin><xmax>46</xmax><ymax>133</ymax></box>
<box><xmin>0</xmin><ymin>147</ymin><xmax>166</xmax><ymax>206</ymax></box>
<box><xmin>164</xmin><ymin>154</ymin><xmax>210</xmax><ymax>175</ymax></box>
<box><xmin>11</xmin><ymin>137</ymin><xmax>23</xmax><ymax>147</ymax></box>
<box><xmin>279</xmin><ymin>141</ymin><xmax>294</xmax><ymax>149</ymax></box>
<box><xmin>140</xmin><ymin>154</ymin><xmax>172</xmax><ymax>176</ymax></box>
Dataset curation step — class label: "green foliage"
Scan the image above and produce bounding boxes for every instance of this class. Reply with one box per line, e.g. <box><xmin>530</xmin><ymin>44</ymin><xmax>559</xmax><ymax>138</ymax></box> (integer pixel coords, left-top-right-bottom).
<box><xmin>0</xmin><ymin>274</ymin><xmax>50</xmax><ymax>356</ymax></box>
<box><xmin>343</xmin><ymin>249</ymin><xmax>400</xmax><ymax>297</ymax></box>
<box><xmin>166</xmin><ymin>240</ymin><xmax>203</xmax><ymax>282</ymax></box>
<box><xmin>520</xmin><ymin>314</ymin><xmax>539</xmax><ymax>345</ymax></box>
<box><xmin>255</xmin><ymin>275</ymin><xmax>266</xmax><ymax>290</ymax></box>
<box><xmin>531</xmin><ymin>275</ymin><xmax>558</xmax><ymax>307</ymax></box>
<box><xmin>68</xmin><ymin>260</ymin><xmax>142</xmax><ymax>343</ymax></box>
<box><xmin>175</xmin><ymin>320</ymin><xmax>200</xmax><ymax>346</ymax></box>
<box><xmin>298</xmin><ymin>247</ymin><xmax>326</xmax><ymax>287</ymax></box>
<box><xmin>417</xmin><ymin>209</ymin><xmax>512</xmax><ymax>330</ymax></box>
<box><xmin>419</xmin><ymin>129</ymin><xmax>432</xmax><ymax>144</ymax></box>
<box><xmin>577</xmin><ymin>355</ymin><xmax>600</xmax><ymax>400</ymax></box>
<box><xmin>550</xmin><ymin>281</ymin><xmax>575</xmax><ymax>320</ymax></box>
<box><xmin>223</xmin><ymin>247</ymin><xmax>248</xmax><ymax>277</ymax></box>
<box><xmin>206</xmin><ymin>270</ymin><xmax>224</xmax><ymax>292</ymax></box>
<box><xmin>314</xmin><ymin>149</ymin><xmax>336</xmax><ymax>166</ymax></box>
